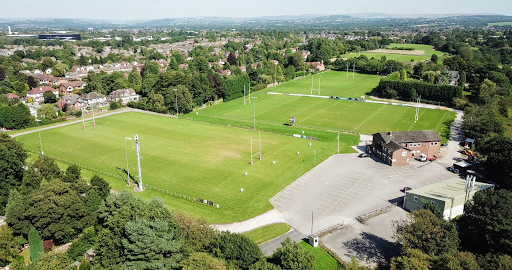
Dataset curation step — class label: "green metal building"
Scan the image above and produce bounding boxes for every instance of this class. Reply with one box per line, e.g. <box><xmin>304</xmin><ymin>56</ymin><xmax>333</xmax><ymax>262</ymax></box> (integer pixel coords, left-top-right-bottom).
<box><xmin>403</xmin><ymin>178</ymin><xmax>494</xmax><ymax>220</ymax></box>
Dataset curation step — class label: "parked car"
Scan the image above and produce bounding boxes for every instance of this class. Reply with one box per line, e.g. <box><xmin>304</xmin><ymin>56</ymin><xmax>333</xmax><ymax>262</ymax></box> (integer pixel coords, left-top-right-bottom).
<box><xmin>401</xmin><ymin>187</ymin><xmax>412</xmax><ymax>192</ymax></box>
<box><xmin>358</xmin><ymin>153</ymin><xmax>370</xmax><ymax>158</ymax></box>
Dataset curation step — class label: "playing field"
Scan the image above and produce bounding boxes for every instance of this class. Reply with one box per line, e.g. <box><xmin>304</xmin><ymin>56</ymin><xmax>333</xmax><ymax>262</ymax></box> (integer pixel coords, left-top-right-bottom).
<box><xmin>16</xmin><ymin>112</ymin><xmax>358</xmax><ymax>223</ymax></box>
<box><xmin>194</xmin><ymin>90</ymin><xmax>456</xmax><ymax>137</ymax></box>
<box><xmin>488</xmin><ymin>22</ymin><xmax>512</xmax><ymax>26</ymax></box>
<box><xmin>270</xmin><ymin>71</ymin><xmax>380</xmax><ymax>98</ymax></box>
<box><xmin>340</xmin><ymin>52</ymin><xmax>429</xmax><ymax>62</ymax></box>
<box><xmin>387</xmin><ymin>43</ymin><xmax>443</xmax><ymax>56</ymax></box>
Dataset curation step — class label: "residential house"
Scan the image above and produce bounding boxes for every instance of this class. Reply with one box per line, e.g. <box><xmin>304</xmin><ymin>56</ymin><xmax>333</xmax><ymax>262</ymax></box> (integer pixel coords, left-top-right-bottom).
<box><xmin>178</xmin><ymin>64</ymin><xmax>188</xmax><ymax>69</ymax></box>
<box><xmin>57</xmin><ymin>94</ymin><xmax>82</xmax><ymax>111</ymax></box>
<box><xmin>27</xmin><ymin>103</ymin><xmax>41</xmax><ymax>117</ymax></box>
<box><xmin>156</xmin><ymin>59</ymin><xmax>169</xmax><ymax>67</ymax></box>
<box><xmin>6</xmin><ymin>93</ymin><xmax>19</xmax><ymax>100</ymax></box>
<box><xmin>81</xmin><ymin>92</ymin><xmax>107</xmax><ymax>107</ymax></box>
<box><xmin>269</xmin><ymin>60</ymin><xmax>279</xmax><ymax>65</ymax></box>
<box><xmin>305</xmin><ymin>60</ymin><xmax>325</xmax><ymax>72</ymax></box>
<box><xmin>220</xmin><ymin>70</ymin><xmax>231</xmax><ymax>75</ymax></box>
<box><xmin>371</xmin><ymin>130</ymin><xmax>442</xmax><ymax>166</ymax></box>
<box><xmin>26</xmin><ymin>86</ymin><xmax>59</xmax><ymax>103</ymax></box>
<box><xmin>59</xmin><ymin>81</ymin><xmax>87</xmax><ymax>95</ymax></box>
<box><xmin>35</xmin><ymin>73</ymin><xmax>55</xmax><ymax>85</ymax></box>
<box><xmin>108</xmin><ymin>88</ymin><xmax>141</xmax><ymax>105</ymax></box>
<box><xmin>239</xmin><ymin>66</ymin><xmax>247</xmax><ymax>72</ymax></box>
<box><xmin>448</xmin><ymin>71</ymin><xmax>460</xmax><ymax>86</ymax></box>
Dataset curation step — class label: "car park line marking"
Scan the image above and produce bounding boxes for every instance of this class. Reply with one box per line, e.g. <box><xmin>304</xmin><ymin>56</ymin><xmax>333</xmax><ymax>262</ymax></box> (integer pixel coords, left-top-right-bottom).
<box><xmin>321</xmin><ymin>175</ymin><xmax>365</xmax><ymax>217</ymax></box>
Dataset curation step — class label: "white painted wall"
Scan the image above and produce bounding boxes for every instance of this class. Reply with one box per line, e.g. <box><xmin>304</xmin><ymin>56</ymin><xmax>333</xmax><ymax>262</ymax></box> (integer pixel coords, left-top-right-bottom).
<box><xmin>443</xmin><ymin>204</ymin><xmax>464</xmax><ymax>220</ymax></box>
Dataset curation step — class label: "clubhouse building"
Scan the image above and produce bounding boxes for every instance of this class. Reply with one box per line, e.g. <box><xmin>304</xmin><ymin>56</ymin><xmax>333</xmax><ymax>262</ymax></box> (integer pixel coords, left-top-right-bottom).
<box><xmin>371</xmin><ymin>130</ymin><xmax>442</xmax><ymax>166</ymax></box>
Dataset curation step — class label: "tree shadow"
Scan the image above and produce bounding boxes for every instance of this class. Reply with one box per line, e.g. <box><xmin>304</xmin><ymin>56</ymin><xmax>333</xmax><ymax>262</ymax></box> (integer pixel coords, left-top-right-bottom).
<box><xmin>343</xmin><ymin>232</ymin><xmax>398</xmax><ymax>264</ymax></box>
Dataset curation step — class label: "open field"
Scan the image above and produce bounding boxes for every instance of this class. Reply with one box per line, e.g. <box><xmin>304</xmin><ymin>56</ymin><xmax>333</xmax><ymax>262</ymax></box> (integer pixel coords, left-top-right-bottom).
<box><xmin>387</xmin><ymin>43</ymin><xmax>443</xmax><ymax>55</ymax></box>
<box><xmin>17</xmin><ymin>112</ymin><xmax>358</xmax><ymax>223</ymax></box>
<box><xmin>243</xmin><ymin>223</ymin><xmax>290</xmax><ymax>244</ymax></box>
<box><xmin>340</xmin><ymin>52</ymin><xmax>429</xmax><ymax>62</ymax></box>
<box><xmin>299</xmin><ymin>241</ymin><xmax>340</xmax><ymax>270</ymax></box>
<box><xmin>488</xmin><ymin>22</ymin><xmax>512</xmax><ymax>26</ymax></box>
<box><xmin>270</xmin><ymin>71</ymin><xmax>380</xmax><ymax>98</ymax></box>
<box><xmin>193</xmin><ymin>90</ymin><xmax>456</xmax><ymax>139</ymax></box>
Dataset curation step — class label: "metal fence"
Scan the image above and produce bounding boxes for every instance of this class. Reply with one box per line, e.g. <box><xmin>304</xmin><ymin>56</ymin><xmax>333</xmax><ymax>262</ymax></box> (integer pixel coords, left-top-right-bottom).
<box><xmin>355</xmin><ymin>202</ymin><xmax>398</xmax><ymax>224</ymax></box>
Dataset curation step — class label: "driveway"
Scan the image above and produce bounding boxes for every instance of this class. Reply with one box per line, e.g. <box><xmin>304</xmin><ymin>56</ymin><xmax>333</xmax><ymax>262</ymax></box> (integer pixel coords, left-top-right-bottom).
<box><xmin>438</xmin><ymin>110</ymin><xmax>464</xmax><ymax>167</ymax></box>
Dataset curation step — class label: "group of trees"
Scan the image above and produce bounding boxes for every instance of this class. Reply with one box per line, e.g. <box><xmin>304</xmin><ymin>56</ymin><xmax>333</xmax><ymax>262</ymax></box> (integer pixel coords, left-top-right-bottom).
<box><xmin>389</xmin><ymin>189</ymin><xmax>512</xmax><ymax>270</ymax></box>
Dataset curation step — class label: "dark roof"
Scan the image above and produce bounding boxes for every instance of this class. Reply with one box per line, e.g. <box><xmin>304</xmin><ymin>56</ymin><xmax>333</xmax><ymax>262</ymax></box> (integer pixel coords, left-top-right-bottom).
<box><xmin>375</xmin><ymin>130</ymin><xmax>442</xmax><ymax>144</ymax></box>
<box><xmin>386</xmin><ymin>141</ymin><xmax>405</xmax><ymax>152</ymax></box>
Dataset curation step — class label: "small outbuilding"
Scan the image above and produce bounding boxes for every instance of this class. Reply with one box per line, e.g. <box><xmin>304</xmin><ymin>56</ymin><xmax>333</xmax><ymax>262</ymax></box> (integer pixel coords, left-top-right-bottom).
<box><xmin>403</xmin><ymin>178</ymin><xmax>494</xmax><ymax>220</ymax></box>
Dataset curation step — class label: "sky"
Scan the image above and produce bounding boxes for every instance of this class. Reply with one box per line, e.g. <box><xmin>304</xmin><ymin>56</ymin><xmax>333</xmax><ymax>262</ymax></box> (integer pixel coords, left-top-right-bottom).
<box><xmin>1</xmin><ymin>0</ymin><xmax>512</xmax><ymax>21</ymax></box>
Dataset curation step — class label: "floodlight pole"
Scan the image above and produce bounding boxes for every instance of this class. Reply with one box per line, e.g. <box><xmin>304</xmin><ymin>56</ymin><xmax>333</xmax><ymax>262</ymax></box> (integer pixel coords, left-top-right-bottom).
<box><xmin>125</xmin><ymin>137</ymin><xmax>132</xmax><ymax>185</ymax></box>
<box><xmin>337</xmin><ymin>132</ymin><xmax>340</xmax><ymax>154</ymax></box>
<box><xmin>259</xmin><ymin>131</ymin><xmax>261</xmax><ymax>160</ymax></box>
<box><xmin>36</xmin><ymin>118</ymin><xmax>43</xmax><ymax>156</ymax></box>
<box><xmin>252</xmin><ymin>96</ymin><xmax>257</xmax><ymax>130</ymax></box>
<box><xmin>346</xmin><ymin>62</ymin><xmax>349</xmax><ymax>78</ymax></box>
<box><xmin>173</xmin><ymin>89</ymin><xmax>178</xmax><ymax>116</ymax></box>
<box><xmin>135</xmin><ymin>135</ymin><xmax>143</xmax><ymax>191</ymax></box>
<box><xmin>250</xmin><ymin>135</ymin><xmax>253</xmax><ymax>165</ymax></box>
<box><xmin>92</xmin><ymin>104</ymin><xmax>95</xmax><ymax>126</ymax></box>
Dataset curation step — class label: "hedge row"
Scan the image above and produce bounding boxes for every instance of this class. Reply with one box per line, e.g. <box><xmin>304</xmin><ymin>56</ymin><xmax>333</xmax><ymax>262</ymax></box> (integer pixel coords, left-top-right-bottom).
<box><xmin>377</xmin><ymin>80</ymin><xmax>463</xmax><ymax>103</ymax></box>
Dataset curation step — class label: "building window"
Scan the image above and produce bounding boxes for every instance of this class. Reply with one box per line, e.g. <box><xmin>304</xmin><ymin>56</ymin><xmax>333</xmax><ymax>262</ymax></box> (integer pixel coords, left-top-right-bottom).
<box><xmin>434</xmin><ymin>142</ymin><xmax>438</xmax><ymax>146</ymax></box>
<box><xmin>418</xmin><ymin>143</ymin><xmax>421</xmax><ymax>147</ymax></box>
<box><xmin>402</xmin><ymin>151</ymin><xmax>407</xmax><ymax>156</ymax></box>
<box><xmin>409</xmin><ymin>143</ymin><xmax>413</xmax><ymax>147</ymax></box>
<box><xmin>413</xmin><ymin>143</ymin><xmax>417</xmax><ymax>147</ymax></box>
<box><xmin>414</xmin><ymin>196</ymin><xmax>418</xmax><ymax>202</ymax></box>
<box><xmin>430</xmin><ymin>142</ymin><xmax>434</xmax><ymax>146</ymax></box>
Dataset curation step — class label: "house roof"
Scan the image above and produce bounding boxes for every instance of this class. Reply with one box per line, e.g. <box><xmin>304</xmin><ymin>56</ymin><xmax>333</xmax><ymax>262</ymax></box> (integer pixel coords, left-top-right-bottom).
<box><xmin>375</xmin><ymin>130</ymin><xmax>442</xmax><ymax>144</ymax></box>
<box><xmin>386</xmin><ymin>141</ymin><xmax>405</xmax><ymax>152</ymax></box>
<box><xmin>110</xmin><ymin>88</ymin><xmax>136</xmax><ymax>98</ymax></box>
<box><xmin>82</xmin><ymin>92</ymin><xmax>105</xmax><ymax>100</ymax></box>
<box><xmin>63</xmin><ymin>94</ymin><xmax>81</xmax><ymax>104</ymax></box>
<box><xmin>63</xmin><ymin>81</ymin><xmax>87</xmax><ymax>88</ymax></box>
<box><xmin>6</xmin><ymin>93</ymin><xmax>19</xmax><ymax>99</ymax></box>
<box><xmin>28</xmin><ymin>86</ymin><xmax>57</xmax><ymax>95</ymax></box>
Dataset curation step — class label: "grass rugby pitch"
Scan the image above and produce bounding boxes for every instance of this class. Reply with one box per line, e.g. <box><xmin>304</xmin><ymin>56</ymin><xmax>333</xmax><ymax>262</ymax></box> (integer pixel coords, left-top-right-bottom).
<box><xmin>17</xmin><ymin>112</ymin><xmax>358</xmax><ymax>223</ymax></box>
<box><xmin>193</xmin><ymin>71</ymin><xmax>456</xmax><ymax>138</ymax></box>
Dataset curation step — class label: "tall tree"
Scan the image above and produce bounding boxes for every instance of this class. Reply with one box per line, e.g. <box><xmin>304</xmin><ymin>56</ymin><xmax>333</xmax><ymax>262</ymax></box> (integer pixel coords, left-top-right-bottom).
<box><xmin>458</xmin><ymin>189</ymin><xmax>512</xmax><ymax>255</ymax></box>
<box><xmin>90</xmin><ymin>175</ymin><xmax>110</xmax><ymax>200</ymax></box>
<box><xmin>270</xmin><ymin>237</ymin><xmax>315</xmax><ymax>270</ymax></box>
<box><xmin>31</xmin><ymin>156</ymin><xmax>62</xmax><ymax>182</ymax></box>
<box><xmin>431</xmin><ymin>54</ymin><xmax>439</xmax><ymax>64</ymax></box>
<box><xmin>210</xmin><ymin>231</ymin><xmax>262</xmax><ymax>270</ymax></box>
<box><xmin>393</xmin><ymin>210</ymin><xmax>459</xmax><ymax>256</ymax></box>
<box><xmin>0</xmin><ymin>133</ymin><xmax>27</xmax><ymax>215</ymax></box>
<box><xmin>227</xmin><ymin>52</ymin><xmax>238</xmax><ymax>66</ymax></box>
<box><xmin>42</xmin><ymin>91</ymin><xmax>57</xmax><ymax>104</ymax></box>
<box><xmin>28</xmin><ymin>227</ymin><xmax>44</xmax><ymax>265</ymax></box>
<box><xmin>174</xmin><ymin>212</ymin><xmax>217</xmax><ymax>253</ymax></box>
<box><xmin>122</xmin><ymin>218</ymin><xmax>183</xmax><ymax>269</ymax></box>
<box><xmin>7</xmin><ymin>180</ymin><xmax>93</xmax><ymax>245</ymax></box>
<box><xmin>0</xmin><ymin>225</ymin><xmax>22</xmax><ymax>267</ymax></box>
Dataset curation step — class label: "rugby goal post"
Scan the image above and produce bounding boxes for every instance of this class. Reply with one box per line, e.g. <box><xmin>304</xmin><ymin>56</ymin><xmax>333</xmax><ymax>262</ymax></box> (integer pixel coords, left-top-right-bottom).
<box><xmin>250</xmin><ymin>132</ymin><xmax>262</xmax><ymax>165</ymax></box>
<box><xmin>81</xmin><ymin>104</ymin><xmax>96</xmax><ymax>129</ymax></box>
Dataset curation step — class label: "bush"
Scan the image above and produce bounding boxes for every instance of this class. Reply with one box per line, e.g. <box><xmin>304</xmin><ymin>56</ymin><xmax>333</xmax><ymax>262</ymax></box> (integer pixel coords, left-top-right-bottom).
<box><xmin>109</xmin><ymin>102</ymin><xmax>121</xmax><ymax>110</ymax></box>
